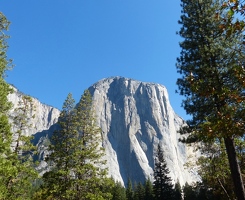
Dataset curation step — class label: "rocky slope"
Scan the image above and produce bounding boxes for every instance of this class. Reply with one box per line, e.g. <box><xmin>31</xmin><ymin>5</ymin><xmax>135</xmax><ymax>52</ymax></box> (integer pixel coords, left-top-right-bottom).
<box><xmin>8</xmin><ymin>77</ymin><xmax>199</xmax><ymax>186</ymax></box>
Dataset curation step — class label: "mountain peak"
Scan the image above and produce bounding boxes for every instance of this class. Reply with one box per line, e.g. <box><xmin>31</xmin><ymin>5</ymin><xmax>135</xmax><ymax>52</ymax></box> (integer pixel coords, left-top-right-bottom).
<box><xmin>89</xmin><ymin>77</ymin><xmax>199</xmax><ymax>186</ymax></box>
<box><xmin>8</xmin><ymin>77</ymin><xmax>199</xmax><ymax>186</ymax></box>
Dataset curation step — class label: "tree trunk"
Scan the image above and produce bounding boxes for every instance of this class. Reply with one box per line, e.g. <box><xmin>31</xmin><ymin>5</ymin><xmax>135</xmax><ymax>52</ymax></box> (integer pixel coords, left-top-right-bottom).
<box><xmin>224</xmin><ymin>136</ymin><xmax>245</xmax><ymax>200</ymax></box>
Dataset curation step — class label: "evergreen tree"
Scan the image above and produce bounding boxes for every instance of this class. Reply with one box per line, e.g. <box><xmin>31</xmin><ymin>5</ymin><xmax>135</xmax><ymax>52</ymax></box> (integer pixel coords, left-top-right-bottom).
<box><xmin>153</xmin><ymin>144</ymin><xmax>174</xmax><ymax>200</ymax></box>
<box><xmin>219</xmin><ymin>0</ymin><xmax>245</xmax><ymax>38</ymax></box>
<box><xmin>183</xmin><ymin>183</ymin><xmax>197</xmax><ymax>200</ymax></box>
<box><xmin>0</xmin><ymin>13</ymin><xmax>37</xmax><ymax>199</ymax></box>
<box><xmin>134</xmin><ymin>182</ymin><xmax>145</xmax><ymax>200</ymax></box>
<box><xmin>144</xmin><ymin>178</ymin><xmax>154</xmax><ymax>200</ymax></box>
<box><xmin>177</xmin><ymin>0</ymin><xmax>245</xmax><ymax>198</ymax></box>
<box><xmin>42</xmin><ymin>91</ymin><xmax>112</xmax><ymax>200</ymax></box>
<box><xmin>0</xmin><ymin>11</ymin><xmax>14</xmax><ymax>199</ymax></box>
<box><xmin>173</xmin><ymin>180</ymin><xmax>182</xmax><ymax>200</ymax></box>
<box><xmin>126</xmin><ymin>178</ymin><xmax>134</xmax><ymax>200</ymax></box>
<box><xmin>197</xmin><ymin>139</ymin><xmax>235</xmax><ymax>199</ymax></box>
<box><xmin>42</xmin><ymin>93</ymin><xmax>77</xmax><ymax>199</ymax></box>
<box><xmin>6</xmin><ymin>95</ymin><xmax>38</xmax><ymax>200</ymax></box>
<box><xmin>72</xmin><ymin>90</ymin><xmax>112</xmax><ymax>200</ymax></box>
<box><xmin>112</xmin><ymin>181</ymin><xmax>127</xmax><ymax>200</ymax></box>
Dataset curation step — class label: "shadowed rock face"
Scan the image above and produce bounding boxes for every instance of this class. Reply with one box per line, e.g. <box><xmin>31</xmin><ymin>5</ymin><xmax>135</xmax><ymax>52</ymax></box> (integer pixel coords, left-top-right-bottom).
<box><xmin>89</xmin><ymin>77</ymin><xmax>199</xmax><ymax>186</ymax></box>
<box><xmin>8</xmin><ymin>87</ymin><xmax>60</xmax><ymax>173</ymax></box>
<box><xmin>8</xmin><ymin>77</ymin><xmax>199</xmax><ymax>186</ymax></box>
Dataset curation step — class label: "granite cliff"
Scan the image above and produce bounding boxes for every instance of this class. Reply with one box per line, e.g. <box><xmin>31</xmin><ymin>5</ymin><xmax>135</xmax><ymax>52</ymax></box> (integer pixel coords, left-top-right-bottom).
<box><xmin>89</xmin><ymin>77</ymin><xmax>198</xmax><ymax>186</ymax></box>
<box><xmin>8</xmin><ymin>77</ymin><xmax>199</xmax><ymax>186</ymax></box>
<box><xmin>8</xmin><ymin>87</ymin><xmax>60</xmax><ymax>172</ymax></box>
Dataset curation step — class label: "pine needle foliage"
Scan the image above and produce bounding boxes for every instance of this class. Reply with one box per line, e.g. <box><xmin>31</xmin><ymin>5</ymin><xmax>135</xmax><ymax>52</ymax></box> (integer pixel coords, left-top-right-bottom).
<box><xmin>0</xmin><ymin>12</ymin><xmax>13</xmax><ymax>198</ymax></box>
<box><xmin>153</xmin><ymin>144</ymin><xmax>174</xmax><ymax>200</ymax></box>
<box><xmin>177</xmin><ymin>0</ymin><xmax>245</xmax><ymax>198</ymax></box>
<box><xmin>42</xmin><ymin>91</ymin><xmax>112</xmax><ymax>200</ymax></box>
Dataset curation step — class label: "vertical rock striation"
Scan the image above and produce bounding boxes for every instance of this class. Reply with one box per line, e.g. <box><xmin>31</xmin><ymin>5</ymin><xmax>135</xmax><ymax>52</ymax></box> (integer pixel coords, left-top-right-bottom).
<box><xmin>7</xmin><ymin>78</ymin><xmax>199</xmax><ymax>186</ymax></box>
<box><xmin>89</xmin><ymin>77</ymin><xmax>199</xmax><ymax>186</ymax></box>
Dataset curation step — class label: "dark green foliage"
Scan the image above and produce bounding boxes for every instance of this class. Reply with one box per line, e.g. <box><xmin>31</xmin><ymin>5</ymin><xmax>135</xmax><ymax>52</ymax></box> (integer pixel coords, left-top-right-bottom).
<box><xmin>153</xmin><ymin>144</ymin><xmax>174</xmax><ymax>200</ymax></box>
<box><xmin>182</xmin><ymin>182</ymin><xmax>221</xmax><ymax>200</ymax></box>
<box><xmin>144</xmin><ymin>178</ymin><xmax>154</xmax><ymax>200</ymax></box>
<box><xmin>112</xmin><ymin>181</ymin><xmax>127</xmax><ymax>200</ymax></box>
<box><xmin>133</xmin><ymin>182</ymin><xmax>145</xmax><ymax>200</ymax></box>
<box><xmin>42</xmin><ymin>91</ymin><xmax>113</xmax><ymax>200</ymax></box>
<box><xmin>6</xmin><ymin>95</ymin><xmax>38</xmax><ymax>200</ymax></box>
<box><xmin>0</xmin><ymin>12</ymin><xmax>38</xmax><ymax>199</ymax></box>
<box><xmin>173</xmin><ymin>180</ymin><xmax>182</xmax><ymax>200</ymax></box>
<box><xmin>197</xmin><ymin>139</ymin><xmax>235</xmax><ymax>199</ymax></box>
<box><xmin>0</xmin><ymin>11</ymin><xmax>14</xmax><ymax>199</ymax></box>
<box><xmin>183</xmin><ymin>183</ymin><xmax>197</xmax><ymax>200</ymax></box>
<box><xmin>177</xmin><ymin>0</ymin><xmax>245</xmax><ymax>198</ymax></box>
<box><xmin>126</xmin><ymin>179</ymin><xmax>134</xmax><ymax>200</ymax></box>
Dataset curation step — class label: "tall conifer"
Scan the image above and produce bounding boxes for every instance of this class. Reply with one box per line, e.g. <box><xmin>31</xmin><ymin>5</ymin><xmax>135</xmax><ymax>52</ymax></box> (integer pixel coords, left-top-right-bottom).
<box><xmin>144</xmin><ymin>178</ymin><xmax>154</xmax><ymax>200</ymax></box>
<box><xmin>177</xmin><ymin>0</ymin><xmax>245</xmax><ymax>199</ymax></box>
<box><xmin>153</xmin><ymin>144</ymin><xmax>174</xmax><ymax>200</ymax></box>
<box><xmin>126</xmin><ymin>178</ymin><xmax>134</xmax><ymax>200</ymax></box>
<box><xmin>43</xmin><ymin>91</ymin><xmax>112</xmax><ymax>200</ymax></box>
<box><xmin>111</xmin><ymin>181</ymin><xmax>126</xmax><ymax>200</ymax></box>
<box><xmin>0</xmin><ymin>12</ymin><xmax>38</xmax><ymax>199</ymax></box>
<box><xmin>0</xmin><ymin>12</ymin><xmax>13</xmax><ymax>199</ymax></box>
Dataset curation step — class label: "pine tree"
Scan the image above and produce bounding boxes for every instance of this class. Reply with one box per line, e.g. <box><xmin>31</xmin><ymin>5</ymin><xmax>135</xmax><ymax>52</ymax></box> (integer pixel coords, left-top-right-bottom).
<box><xmin>183</xmin><ymin>183</ymin><xmax>197</xmax><ymax>200</ymax></box>
<box><xmin>42</xmin><ymin>91</ymin><xmax>112</xmax><ymax>200</ymax></box>
<box><xmin>72</xmin><ymin>89</ymin><xmax>112</xmax><ymax>200</ymax></box>
<box><xmin>144</xmin><ymin>178</ymin><xmax>154</xmax><ymax>200</ymax></box>
<box><xmin>177</xmin><ymin>0</ymin><xmax>245</xmax><ymax>199</ymax></box>
<box><xmin>0</xmin><ymin>11</ymin><xmax>14</xmax><ymax>199</ymax></box>
<box><xmin>42</xmin><ymin>93</ymin><xmax>77</xmax><ymax>199</ymax></box>
<box><xmin>173</xmin><ymin>180</ymin><xmax>182</xmax><ymax>200</ymax></box>
<box><xmin>197</xmin><ymin>139</ymin><xmax>235</xmax><ymax>199</ymax></box>
<box><xmin>134</xmin><ymin>182</ymin><xmax>145</xmax><ymax>200</ymax></box>
<box><xmin>126</xmin><ymin>178</ymin><xmax>134</xmax><ymax>200</ymax></box>
<box><xmin>112</xmin><ymin>181</ymin><xmax>127</xmax><ymax>200</ymax></box>
<box><xmin>153</xmin><ymin>144</ymin><xmax>174</xmax><ymax>200</ymax></box>
<box><xmin>218</xmin><ymin>0</ymin><xmax>245</xmax><ymax>38</ymax></box>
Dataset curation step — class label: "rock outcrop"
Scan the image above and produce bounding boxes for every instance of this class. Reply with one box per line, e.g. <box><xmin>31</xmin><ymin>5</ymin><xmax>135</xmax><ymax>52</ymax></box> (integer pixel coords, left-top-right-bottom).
<box><xmin>7</xmin><ymin>77</ymin><xmax>199</xmax><ymax>186</ymax></box>
<box><xmin>89</xmin><ymin>77</ymin><xmax>199</xmax><ymax>186</ymax></box>
<box><xmin>8</xmin><ymin>87</ymin><xmax>60</xmax><ymax>135</ymax></box>
<box><xmin>8</xmin><ymin>87</ymin><xmax>60</xmax><ymax>172</ymax></box>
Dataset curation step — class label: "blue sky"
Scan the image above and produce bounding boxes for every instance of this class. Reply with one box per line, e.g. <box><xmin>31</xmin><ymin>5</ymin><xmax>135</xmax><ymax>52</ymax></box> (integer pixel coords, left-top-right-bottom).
<box><xmin>1</xmin><ymin>1</ymin><xmax>188</xmax><ymax>119</ymax></box>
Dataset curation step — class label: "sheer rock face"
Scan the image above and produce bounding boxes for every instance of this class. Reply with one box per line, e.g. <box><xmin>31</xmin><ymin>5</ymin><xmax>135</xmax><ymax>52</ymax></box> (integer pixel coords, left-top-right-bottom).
<box><xmin>8</xmin><ymin>87</ymin><xmax>60</xmax><ymax>172</ymax></box>
<box><xmin>8</xmin><ymin>77</ymin><xmax>199</xmax><ymax>185</ymax></box>
<box><xmin>8</xmin><ymin>87</ymin><xmax>60</xmax><ymax>135</ymax></box>
<box><xmin>89</xmin><ymin>77</ymin><xmax>199</xmax><ymax>186</ymax></box>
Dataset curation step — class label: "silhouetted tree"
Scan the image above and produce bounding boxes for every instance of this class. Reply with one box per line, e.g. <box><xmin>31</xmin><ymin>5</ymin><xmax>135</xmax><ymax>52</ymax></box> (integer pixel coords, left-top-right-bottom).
<box><xmin>153</xmin><ymin>144</ymin><xmax>174</xmax><ymax>200</ymax></box>
<box><xmin>173</xmin><ymin>180</ymin><xmax>182</xmax><ymax>200</ymax></box>
<box><xmin>183</xmin><ymin>183</ymin><xmax>196</xmax><ymax>200</ymax></box>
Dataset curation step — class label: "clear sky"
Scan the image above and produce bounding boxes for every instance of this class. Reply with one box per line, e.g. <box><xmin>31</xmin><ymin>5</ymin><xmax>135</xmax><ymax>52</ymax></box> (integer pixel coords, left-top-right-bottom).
<box><xmin>1</xmin><ymin>1</ymin><xmax>188</xmax><ymax>119</ymax></box>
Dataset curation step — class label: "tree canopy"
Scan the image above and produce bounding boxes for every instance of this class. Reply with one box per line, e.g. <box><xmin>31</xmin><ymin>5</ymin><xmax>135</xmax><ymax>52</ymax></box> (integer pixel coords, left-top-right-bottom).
<box><xmin>42</xmin><ymin>91</ymin><xmax>113</xmax><ymax>200</ymax></box>
<box><xmin>177</xmin><ymin>0</ymin><xmax>245</xmax><ymax>199</ymax></box>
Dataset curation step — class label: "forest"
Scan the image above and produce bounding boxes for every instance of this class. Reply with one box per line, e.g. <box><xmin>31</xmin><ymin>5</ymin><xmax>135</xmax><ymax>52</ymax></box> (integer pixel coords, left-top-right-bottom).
<box><xmin>1</xmin><ymin>0</ymin><xmax>245</xmax><ymax>199</ymax></box>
